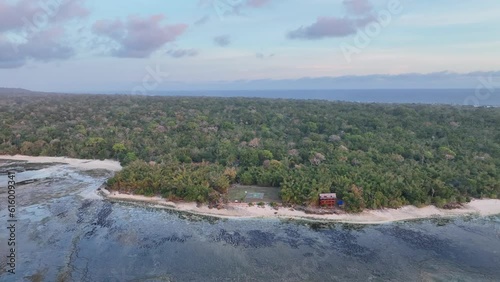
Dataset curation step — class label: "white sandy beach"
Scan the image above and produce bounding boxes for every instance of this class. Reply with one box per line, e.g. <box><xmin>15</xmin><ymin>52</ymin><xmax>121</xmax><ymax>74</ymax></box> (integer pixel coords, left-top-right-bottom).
<box><xmin>102</xmin><ymin>188</ymin><xmax>500</xmax><ymax>224</ymax></box>
<box><xmin>2</xmin><ymin>155</ymin><xmax>499</xmax><ymax>224</ymax></box>
<box><xmin>0</xmin><ymin>154</ymin><xmax>122</xmax><ymax>172</ymax></box>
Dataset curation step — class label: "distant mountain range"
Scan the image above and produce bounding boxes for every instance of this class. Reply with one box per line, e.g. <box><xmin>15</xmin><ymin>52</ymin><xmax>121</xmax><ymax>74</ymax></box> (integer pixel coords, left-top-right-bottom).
<box><xmin>2</xmin><ymin>70</ymin><xmax>499</xmax><ymax>93</ymax></box>
<box><xmin>152</xmin><ymin>71</ymin><xmax>500</xmax><ymax>91</ymax></box>
<box><xmin>0</xmin><ymin>87</ymin><xmax>34</xmax><ymax>94</ymax></box>
<box><xmin>1</xmin><ymin>87</ymin><xmax>499</xmax><ymax>106</ymax></box>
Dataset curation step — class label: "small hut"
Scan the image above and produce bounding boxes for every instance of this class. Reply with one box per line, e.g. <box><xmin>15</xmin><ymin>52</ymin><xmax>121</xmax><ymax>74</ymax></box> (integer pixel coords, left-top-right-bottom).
<box><xmin>319</xmin><ymin>193</ymin><xmax>337</xmax><ymax>208</ymax></box>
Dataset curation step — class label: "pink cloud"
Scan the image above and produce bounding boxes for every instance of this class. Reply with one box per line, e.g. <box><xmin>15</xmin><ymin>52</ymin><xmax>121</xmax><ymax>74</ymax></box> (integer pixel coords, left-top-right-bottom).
<box><xmin>288</xmin><ymin>0</ymin><xmax>375</xmax><ymax>40</ymax></box>
<box><xmin>0</xmin><ymin>0</ymin><xmax>89</xmax><ymax>32</ymax></box>
<box><xmin>288</xmin><ymin>16</ymin><xmax>374</xmax><ymax>39</ymax></box>
<box><xmin>54</xmin><ymin>0</ymin><xmax>90</xmax><ymax>21</ymax></box>
<box><xmin>19</xmin><ymin>26</ymin><xmax>74</xmax><ymax>61</ymax></box>
<box><xmin>0</xmin><ymin>26</ymin><xmax>74</xmax><ymax>68</ymax></box>
<box><xmin>93</xmin><ymin>19</ymin><xmax>125</xmax><ymax>40</ymax></box>
<box><xmin>246</xmin><ymin>0</ymin><xmax>272</xmax><ymax>8</ymax></box>
<box><xmin>198</xmin><ymin>0</ymin><xmax>272</xmax><ymax>17</ymax></box>
<box><xmin>92</xmin><ymin>15</ymin><xmax>188</xmax><ymax>58</ymax></box>
<box><xmin>198</xmin><ymin>0</ymin><xmax>272</xmax><ymax>8</ymax></box>
<box><xmin>343</xmin><ymin>0</ymin><xmax>373</xmax><ymax>15</ymax></box>
<box><xmin>0</xmin><ymin>0</ymin><xmax>86</xmax><ymax>68</ymax></box>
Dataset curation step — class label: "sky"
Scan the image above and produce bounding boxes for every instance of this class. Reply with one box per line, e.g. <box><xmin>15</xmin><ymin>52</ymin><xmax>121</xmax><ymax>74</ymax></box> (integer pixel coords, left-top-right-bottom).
<box><xmin>0</xmin><ymin>0</ymin><xmax>499</xmax><ymax>92</ymax></box>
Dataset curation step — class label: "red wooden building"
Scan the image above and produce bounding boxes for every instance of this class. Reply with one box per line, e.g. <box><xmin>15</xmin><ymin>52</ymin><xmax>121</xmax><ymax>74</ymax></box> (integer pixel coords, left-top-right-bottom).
<box><xmin>319</xmin><ymin>193</ymin><xmax>337</xmax><ymax>208</ymax></box>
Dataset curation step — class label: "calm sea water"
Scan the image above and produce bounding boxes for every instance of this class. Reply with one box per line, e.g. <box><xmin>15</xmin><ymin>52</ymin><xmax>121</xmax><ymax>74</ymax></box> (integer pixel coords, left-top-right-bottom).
<box><xmin>1</xmin><ymin>161</ymin><xmax>499</xmax><ymax>281</ymax></box>
<box><xmin>154</xmin><ymin>89</ymin><xmax>500</xmax><ymax>107</ymax></box>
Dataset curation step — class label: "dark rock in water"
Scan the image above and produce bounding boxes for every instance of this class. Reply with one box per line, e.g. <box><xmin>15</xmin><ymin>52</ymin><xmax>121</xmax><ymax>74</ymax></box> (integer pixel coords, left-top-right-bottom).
<box><xmin>0</xmin><ymin>166</ymin><xmax>26</xmax><ymax>174</ymax></box>
<box><xmin>17</xmin><ymin>178</ymin><xmax>42</xmax><ymax>185</ymax></box>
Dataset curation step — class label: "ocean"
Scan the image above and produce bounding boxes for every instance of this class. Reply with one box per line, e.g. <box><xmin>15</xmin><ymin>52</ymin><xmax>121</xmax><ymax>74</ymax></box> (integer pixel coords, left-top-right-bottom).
<box><xmin>1</xmin><ymin>160</ymin><xmax>499</xmax><ymax>281</ymax></box>
<box><xmin>153</xmin><ymin>89</ymin><xmax>500</xmax><ymax>107</ymax></box>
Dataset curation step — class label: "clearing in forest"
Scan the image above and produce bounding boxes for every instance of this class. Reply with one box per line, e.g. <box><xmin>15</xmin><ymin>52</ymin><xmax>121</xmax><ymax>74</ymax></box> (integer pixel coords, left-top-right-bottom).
<box><xmin>228</xmin><ymin>185</ymin><xmax>281</xmax><ymax>203</ymax></box>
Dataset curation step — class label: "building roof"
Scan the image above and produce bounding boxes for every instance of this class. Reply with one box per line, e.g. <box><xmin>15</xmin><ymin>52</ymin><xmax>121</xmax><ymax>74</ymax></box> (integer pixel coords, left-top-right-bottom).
<box><xmin>319</xmin><ymin>193</ymin><xmax>337</xmax><ymax>199</ymax></box>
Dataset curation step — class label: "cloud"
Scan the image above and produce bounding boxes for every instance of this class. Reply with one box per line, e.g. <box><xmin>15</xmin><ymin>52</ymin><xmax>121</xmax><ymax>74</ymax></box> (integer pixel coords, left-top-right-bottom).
<box><xmin>256</xmin><ymin>52</ymin><xmax>274</xmax><ymax>59</ymax></box>
<box><xmin>0</xmin><ymin>0</ymin><xmax>89</xmax><ymax>32</ymax></box>
<box><xmin>199</xmin><ymin>0</ymin><xmax>272</xmax><ymax>8</ymax></box>
<box><xmin>194</xmin><ymin>15</ymin><xmax>210</xmax><ymax>25</ymax></box>
<box><xmin>287</xmin><ymin>0</ymin><xmax>375</xmax><ymax>40</ymax></box>
<box><xmin>167</xmin><ymin>48</ymin><xmax>199</xmax><ymax>58</ymax></box>
<box><xmin>0</xmin><ymin>0</ymin><xmax>88</xmax><ymax>68</ymax></box>
<box><xmin>199</xmin><ymin>0</ymin><xmax>272</xmax><ymax>18</ymax></box>
<box><xmin>19</xmin><ymin>27</ymin><xmax>74</xmax><ymax>62</ymax></box>
<box><xmin>343</xmin><ymin>0</ymin><xmax>373</xmax><ymax>15</ymax></box>
<box><xmin>92</xmin><ymin>15</ymin><xmax>188</xmax><ymax>58</ymax></box>
<box><xmin>0</xmin><ymin>36</ymin><xmax>25</xmax><ymax>68</ymax></box>
<box><xmin>288</xmin><ymin>16</ymin><xmax>374</xmax><ymax>39</ymax></box>
<box><xmin>214</xmin><ymin>35</ymin><xmax>231</xmax><ymax>46</ymax></box>
<box><xmin>52</xmin><ymin>0</ymin><xmax>89</xmax><ymax>21</ymax></box>
<box><xmin>0</xmin><ymin>27</ymin><xmax>73</xmax><ymax>68</ymax></box>
<box><xmin>246</xmin><ymin>0</ymin><xmax>272</xmax><ymax>8</ymax></box>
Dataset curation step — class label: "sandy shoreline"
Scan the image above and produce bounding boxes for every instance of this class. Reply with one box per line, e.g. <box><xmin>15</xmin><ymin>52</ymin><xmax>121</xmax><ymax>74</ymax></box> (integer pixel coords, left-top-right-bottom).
<box><xmin>102</xmin><ymin>188</ymin><xmax>500</xmax><ymax>224</ymax></box>
<box><xmin>2</xmin><ymin>155</ymin><xmax>498</xmax><ymax>224</ymax></box>
<box><xmin>0</xmin><ymin>154</ymin><xmax>122</xmax><ymax>172</ymax></box>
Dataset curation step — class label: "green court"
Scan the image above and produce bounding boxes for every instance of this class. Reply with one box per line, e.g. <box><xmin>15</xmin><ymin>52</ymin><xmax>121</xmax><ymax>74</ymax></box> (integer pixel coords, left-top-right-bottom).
<box><xmin>228</xmin><ymin>185</ymin><xmax>281</xmax><ymax>203</ymax></box>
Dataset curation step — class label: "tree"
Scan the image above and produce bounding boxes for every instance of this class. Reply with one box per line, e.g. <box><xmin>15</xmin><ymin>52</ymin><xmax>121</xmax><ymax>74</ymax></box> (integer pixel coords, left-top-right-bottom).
<box><xmin>343</xmin><ymin>185</ymin><xmax>365</xmax><ymax>213</ymax></box>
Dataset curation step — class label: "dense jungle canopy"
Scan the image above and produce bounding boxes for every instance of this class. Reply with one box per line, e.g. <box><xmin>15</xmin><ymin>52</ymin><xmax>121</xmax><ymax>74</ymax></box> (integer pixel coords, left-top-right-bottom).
<box><xmin>1</xmin><ymin>94</ymin><xmax>498</xmax><ymax>211</ymax></box>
